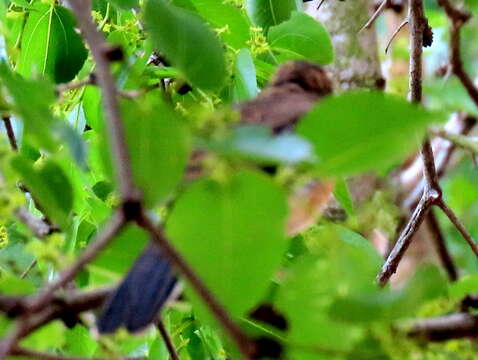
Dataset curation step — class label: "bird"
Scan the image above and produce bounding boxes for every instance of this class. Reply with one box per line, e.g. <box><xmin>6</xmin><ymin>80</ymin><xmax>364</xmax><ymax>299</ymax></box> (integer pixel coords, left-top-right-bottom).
<box><xmin>97</xmin><ymin>60</ymin><xmax>333</xmax><ymax>334</ymax></box>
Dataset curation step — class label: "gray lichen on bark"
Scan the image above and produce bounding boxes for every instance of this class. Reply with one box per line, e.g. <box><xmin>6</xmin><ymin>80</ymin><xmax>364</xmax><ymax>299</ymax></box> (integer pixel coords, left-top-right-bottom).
<box><xmin>306</xmin><ymin>0</ymin><xmax>384</xmax><ymax>90</ymax></box>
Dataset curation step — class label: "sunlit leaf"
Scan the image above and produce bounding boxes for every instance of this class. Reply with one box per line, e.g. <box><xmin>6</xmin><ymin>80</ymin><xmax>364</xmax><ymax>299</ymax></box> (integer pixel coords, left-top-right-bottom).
<box><xmin>17</xmin><ymin>4</ymin><xmax>88</xmax><ymax>83</ymax></box>
<box><xmin>245</xmin><ymin>0</ymin><xmax>301</xmax><ymax>31</ymax></box>
<box><xmin>297</xmin><ymin>91</ymin><xmax>446</xmax><ymax>175</ymax></box>
<box><xmin>167</xmin><ymin>170</ymin><xmax>288</xmax><ymax>317</ymax></box>
<box><xmin>143</xmin><ymin>0</ymin><xmax>226</xmax><ymax>90</ymax></box>
<box><xmin>268</xmin><ymin>12</ymin><xmax>333</xmax><ymax>65</ymax></box>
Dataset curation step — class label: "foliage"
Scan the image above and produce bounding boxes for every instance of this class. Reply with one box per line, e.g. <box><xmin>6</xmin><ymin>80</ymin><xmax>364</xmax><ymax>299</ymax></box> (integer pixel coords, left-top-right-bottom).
<box><xmin>0</xmin><ymin>0</ymin><xmax>477</xmax><ymax>359</ymax></box>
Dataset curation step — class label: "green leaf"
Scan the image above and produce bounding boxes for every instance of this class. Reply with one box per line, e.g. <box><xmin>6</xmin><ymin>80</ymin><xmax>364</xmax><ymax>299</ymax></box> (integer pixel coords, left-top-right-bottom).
<box><xmin>21</xmin><ymin>321</ymin><xmax>65</xmax><ymax>351</ymax></box>
<box><xmin>120</xmin><ymin>92</ymin><xmax>190</xmax><ymax>207</ymax></box>
<box><xmin>334</xmin><ymin>178</ymin><xmax>355</xmax><ymax>217</ymax></box>
<box><xmin>205</xmin><ymin>124</ymin><xmax>314</xmax><ymax>165</ymax></box>
<box><xmin>245</xmin><ymin>0</ymin><xmax>301</xmax><ymax>31</ymax></box>
<box><xmin>297</xmin><ymin>91</ymin><xmax>445</xmax><ymax>176</ymax></box>
<box><xmin>277</xmin><ymin>225</ymin><xmax>382</xmax><ymax>357</ymax></box>
<box><xmin>268</xmin><ymin>12</ymin><xmax>333</xmax><ymax>65</ymax></box>
<box><xmin>167</xmin><ymin>170</ymin><xmax>288</xmax><ymax>318</ymax></box>
<box><xmin>143</xmin><ymin>0</ymin><xmax>227</xmax><ymax>90</ymax></box>
<box><xmin>0</xmin><ymin>62</ymin><xmax>57</xmax><ymax>151</ymax></box>
<box><xmin>329</xmin><ymin>265</ymin><xmax>447</xmax><ymax>323</ymax></box>
<box><xmin>108</xmin><ymin>0</ymin><xmax>138</xmax><ymax>9</ymax></box>
<box><xmin>187</xmin><ymin>0</ymin><xmax>251</xmax><ymax>49</ymax></box>
<box><xmin>64</xmin><ymin>325</ymin><xmax>98</xmax><ymax>357</ymax></box>
<box><xmin>11</xmin><ymin>156</ymin><xmax>73</xmax><ymax>229</ymax></box>
<box><xmin>90</xmin><ymin>224</ymin><xmax>148</xmax><ymax>278</ymax></box>
<box><xmin>17</xmin><ymin>4</ymin><xmax>88</xmax><ymax>83</ymax></box>
<box><xmin>233</xmin><ymin>49</ymin><xmax>258</xmax><ymax>101</ymax></box>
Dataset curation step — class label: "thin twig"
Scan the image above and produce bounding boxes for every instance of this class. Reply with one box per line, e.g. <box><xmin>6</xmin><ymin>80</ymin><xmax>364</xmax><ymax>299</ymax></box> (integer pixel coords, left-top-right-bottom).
<box><xmin>426</xmin><ymin>210</ymin><xmax>458</xmax><ymax>281</ymax></box>
<box><xmin>56</xmin><ymin>77</ymin><xmax>95</xmax><ymax>94</ymax></box>
<box><xmin>25</xmin><ymin>211</ymin><xmax>126</xmax><ymax>313</ymax></box>
<box><xmin>436</xmin><ymin>199</ymin><xmax>478</xmax><ymax>257</ymax></box>
<box><xmin>437</xmin><ymin>0</ymin><xmax>478</xmax><ymax>106</ymax></box>
<box><xmin>378</xmin><ymin>190</ymin><xmax>437</xmax><ymax>286</ymax></box>
<box><xmin>360</xmin><ymin>0</ymin><xmax>390</xmax><ymax>31</ymax></box>
<box><xmin>409</xmin><ymin>312</ymin><xmax>478</xmax><ymax>341</ymax></box>
<box><xmin>15</xmin><ymin>207</ymin><xmax>52</xmax><ymax>238</ymax></box>
<box><xmin>67</xmin><ymin>0</ymin><xmax>138</xmax><ymax>201</ymax></box>
<box><xmin>2</xmin><ymin>116</ymin><xmax>17</xmax><ymax>150</ymax></box>
<box><xmin>430</xmin><ymin>128</ymin><xmax>478</xmax><ymax>154</ymax></box>
<box><xmin>156</xmin><ymin>320</ymin><xmax>180</xmax><ymax>360</ymax></box>
<box><xmin>385</xmin><ymin>18</ymin><xmax>409</xmax><ymax>53</ymax></box>
<box><xmin>317</xmin><ymin>0</ymin><xmax>327</xmax><ymax>10</ymax></box>
<box><xmin>137</xmin><ymin>214</ymin><xmax>255</xmax><ymax>359</ymax></box>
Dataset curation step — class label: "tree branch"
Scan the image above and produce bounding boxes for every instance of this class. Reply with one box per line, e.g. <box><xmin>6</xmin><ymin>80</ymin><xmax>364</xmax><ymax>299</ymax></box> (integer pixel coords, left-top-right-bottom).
<box><xmin>67</xmin><ymin>0</ymin><xmax>138</xmax><ymax>202</ymax></box>
<box><xmin>156</xmin><ymin>320</ymin><xmax>180</xmax><ymax>360</ymax></box>
<box><xmin>25</xmin><ymin>211</ymin><xmax>126</xmax><ymax>313</ymax></box>
<box><xmin>2</xmin><ymin>116</ymin><xmax>17</xmax><ymax>150</ymax></box>
<box><xmin>409</xmin><ymin>312</ymin><xmax>478</xmax><ymax>341</ymax></box>
<box><xmin>136</xmin><ymin>214</ymin><xmax>255</xmax><ymax>359</ymax></box>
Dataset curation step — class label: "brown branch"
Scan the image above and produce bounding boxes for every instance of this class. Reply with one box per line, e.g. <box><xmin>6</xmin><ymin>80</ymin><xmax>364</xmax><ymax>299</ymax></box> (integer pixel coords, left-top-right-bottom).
<box><xmin>360</xmin><ymin>0</ymin><xmax>390</xmax><ymax>31</ymax></box>
<box><xmin>385</xmin><ymin>18</ymin><xmax>409</xmax><ymax>54</ymax></box>
<box><xmin>409</xmin><ymin>312</ymin><xmax>478</xmax><ymax>341</ymax></box>
<box><xmin>156</xmin><ymin>320</ymin><xmax>180</xmax><ymax>360</ymax></box>
<box><xmin>437</xmin><ymin>0</ymin><xmax>478</xmax><ymax>106</ymax></box>
<box><xmin>15</xmin><ymin>207</ymin><xmax>52</xmax><ymax>238</ymax></box>
<box><xmin>436</xmin><ymin>199</ymin><xmax>478</xmax><ymax>257</ymax></box>
<box><xmin>137</xmin><ymin>214</ymin><xmax>255</xmax><ymax>359</ymax></box>
<box><xmin>67</xmin><ymin>0</ymin><xmax>138</xmax><ymax>202</ymax></box>
<box><xmin>2</xmin><ymin>116</ymin><xmax>17</xmax><ymax>150</ymax></box>
<box><xmin>426</xmin><ymin>210</ymin><xmax>458</xmax><ymax>282</ymax></box>
<box><xmin>25</xmin><ymin>211</ymin><xmax>126</xmax><ymax>313</ymax></box>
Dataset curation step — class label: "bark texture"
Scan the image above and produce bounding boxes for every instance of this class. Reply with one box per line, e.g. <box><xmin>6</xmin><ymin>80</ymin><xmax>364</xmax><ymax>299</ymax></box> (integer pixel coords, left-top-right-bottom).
<box><xmin>306</xmin><ymin>0</ymin><xmax>384</xmax><ymax>90</ymax></box>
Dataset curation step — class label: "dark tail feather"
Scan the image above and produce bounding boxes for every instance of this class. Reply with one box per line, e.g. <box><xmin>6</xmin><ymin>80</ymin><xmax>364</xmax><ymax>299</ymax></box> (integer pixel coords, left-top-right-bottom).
<box><xmin>97</xmin><ymin>243</ymin><xmax>177</xmax><ymax>333</ymax></box>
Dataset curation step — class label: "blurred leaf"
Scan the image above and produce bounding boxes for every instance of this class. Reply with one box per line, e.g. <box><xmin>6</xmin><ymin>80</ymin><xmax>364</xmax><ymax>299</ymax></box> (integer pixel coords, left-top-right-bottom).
<box><xmin>11</xmin><ymin>156</ymin><xmax>73</xmax><ymax>229</ymax></box>
<box><xmin>0</xmin><ymin>274</ymin><xmax>35</xmax><ymax>295</ymax></box>
<box><xmin>297</xmin><ymin>91</ymin><xmax>445</xmax><ymax>175</ymax></box>
<box><xmin>120</xmin><ymin>92</ymin><xmax>190</xmax><ymax>207</ymax></box>
<box><xmin>277</xmin><ymin>225</ymin><xmax>382</xmax><ymax>357</ymax></box>
<box><xmin>188</xmin><ymin>0</ymin><xmax>251</xmax><ymax>49</ymax></box>
<box><xmin>449</xmin><ymin>274</ymin><xmax>478</xmax><ymax>299</ymax></box>
<box><xmin>143</xmin><ymin>0</ymin><xmax>226</xmax><ymax>90</ymax></box>
<box><xmin>268</xmin><ymin>12</ymin><xmax>333</xmax><ymax>65</ymax></box>
<box><xmin>205</xmin><ymin>124</ymin><xmax>314</xmax><ymax>165</ymax></box>
<box><xmin>334</xmin><ymin>178</ymin><xmax>355</xmax><ymax>217</ymax></box>
<box><xmin>108</xmin><ymin>0</ymin><xmax>138</xmax><ymax>9</ymax></box>
<box><xmin>329</xmin><ymin>265</ymin><xmax>447</xmax><ymax>323</ymax></box>
<box><xmin>91</xmin><ymin>224</ymin><xmax>148</xmax><ymax>277</ymax></box>
<box><xmin>21</xmin><ymin>321</ymin><xmax>65</xmax><ymax>351</ymax></box>
<box><xmin>167</xmin><ymin>170</ymin><xmax>288</xmax><ymax>318</ymax></box>
<box><xmin>17</xmin><ymin>4</ymin><xmax>87</xmax><ymax>83</ymax></box>
<box><xmin>0</xmin><ymin>62</ymin><xmax>57</xmax><ymax>151</ymax></box>
<box><xmin>64</xmin><ymin>325</ymin><xmax>97</xmax><ymax>357</ymax></box>
<box><xmin>233</xmin><ymin>49</ymin><xmax>258</xmax><ymax>102</ymax></box>
<box><xmin>245</xmin><ymin>0</ymin><xmax>301</xmax><ymax>31</ymax></box>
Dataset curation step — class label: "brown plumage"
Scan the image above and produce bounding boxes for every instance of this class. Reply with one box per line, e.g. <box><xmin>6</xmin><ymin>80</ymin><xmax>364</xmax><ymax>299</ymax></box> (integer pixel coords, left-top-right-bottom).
<box><xmin>238</xmin><ymin>60</ymin><xmax>333</xmax><ymax>132</ymax></box>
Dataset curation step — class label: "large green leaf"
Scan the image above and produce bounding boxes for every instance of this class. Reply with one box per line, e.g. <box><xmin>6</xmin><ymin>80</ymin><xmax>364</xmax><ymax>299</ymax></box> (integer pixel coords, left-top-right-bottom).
<box><xmin>107</xmin><ymin>0</ymin><xmax>138</xmax><ymax>9</ymax></box>
<box><xmin>17</xmin><ymin>4</ymin><xmax>88</xmax><ymax>83</ymax></box>
<box><xmin>268</xmin><ymin>12</ymin><xmax>333</xmax><ymax>65</ymax></box>
<box><xmin>277</xmin><ymin>225</ymin><xmax>382</xmax><ymax>359</ymax></box>
<box><xmin>91</xmin><ymin>225</ymin><xmax>148</xmax><ymax>277</ymax></box>
<box><xmin>11</xmin><ymin>156</ymin><xmax>73</xmax><ymax>229</ymax></box>
<box><xmin>0</xmin><ymin>62</ymin><xmax>57</xmax><ymax>150</ymax></box>
<box><xmin>143</xmin><ymin>0</ymin><xmax>226</xmax><ymax>90</ymax></box>
<box><xmin>166</xmin><ymin>170</ymin><xmax>288</xmax><ymax>318</ymax></box>
<box><xmin>245</xmin><ymin>0</ymin><xmax>301</xmax><ymax>31</ymax></box>
<box><xmin>187</xmin><ymin>0</ymin><xmax>251</xmax><ymax>49</ymax></box>
<box><xmin>120</xmin><ymin>92</ymin><xmax>190</xmax><ymax>207</ymax></box>
<box><xmin>233</xmin><ymin>49</ymin><xmax>258</xmax><ymax>102</ymax></box>
<box><xmin>297</xmin><ymin>91</ymin><xmax>445</xmax><ymax>175</ymax></box>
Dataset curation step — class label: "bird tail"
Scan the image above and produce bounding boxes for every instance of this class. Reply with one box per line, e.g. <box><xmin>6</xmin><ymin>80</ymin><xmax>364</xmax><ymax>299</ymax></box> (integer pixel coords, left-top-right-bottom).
<box><xmin>97</xmin><ymin>243</ymin><xmax>177</xmax><ymax>333</ymax></box>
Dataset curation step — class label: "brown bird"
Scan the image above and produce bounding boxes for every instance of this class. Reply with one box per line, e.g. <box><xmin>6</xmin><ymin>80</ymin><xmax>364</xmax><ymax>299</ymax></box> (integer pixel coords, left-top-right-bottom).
<box><xmin>97</xmin><ymin>60</ymin><xmax>334</xmax><ymax>334</ymax></box>
<box><xmin>238</xmin><ymin>60</ymin><xmax>333</xmax><ymax>132</ymax></box>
